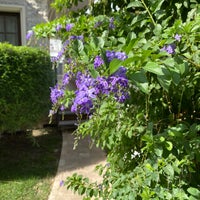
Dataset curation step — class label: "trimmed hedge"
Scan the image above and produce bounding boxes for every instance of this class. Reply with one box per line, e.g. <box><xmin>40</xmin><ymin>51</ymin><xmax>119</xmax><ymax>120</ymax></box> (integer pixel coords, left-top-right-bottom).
<box><xmin>0</xmin><ymin>43</ymin><xmax>54</xmax><ymax>133</ymax></box>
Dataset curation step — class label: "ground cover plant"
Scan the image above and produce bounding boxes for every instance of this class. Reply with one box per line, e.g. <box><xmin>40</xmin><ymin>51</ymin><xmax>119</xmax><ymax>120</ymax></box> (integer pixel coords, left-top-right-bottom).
<box><xmin>33</xmin><ymin>0</ymin><xmax>200</xmax><ymax>199</ymax></box>
<box><xmin>0</xmin><ymin>128</ymin><xmax>62</xmax><ymax>200</ymax></box>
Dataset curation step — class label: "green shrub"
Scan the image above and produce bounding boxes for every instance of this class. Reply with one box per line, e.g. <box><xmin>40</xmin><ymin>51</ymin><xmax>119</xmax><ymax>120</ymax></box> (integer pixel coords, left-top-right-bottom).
<box><xmin>0</xmin><ymin>43</ymin><xmax>54</xmax><ymax>133</ymax></box>
<box><xmin>34</xmin><ymin>0</ymin><xmax>200</xmax><ymax>199</ymax></box>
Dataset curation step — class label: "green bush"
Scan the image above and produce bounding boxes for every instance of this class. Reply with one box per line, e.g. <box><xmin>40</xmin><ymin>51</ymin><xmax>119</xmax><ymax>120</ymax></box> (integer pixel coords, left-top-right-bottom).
<box><xmin>0</xmin><ymin>43</ymin><xmax>54</xmax><ymax>133</ymax></box>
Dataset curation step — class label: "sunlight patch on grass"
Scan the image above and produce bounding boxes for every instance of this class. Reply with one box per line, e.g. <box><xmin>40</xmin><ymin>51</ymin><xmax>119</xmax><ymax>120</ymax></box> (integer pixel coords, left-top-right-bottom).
<box><xmin>0</xmin><ymin>128</ymin><xmax>62</xmax><ymax>200</ymax></box>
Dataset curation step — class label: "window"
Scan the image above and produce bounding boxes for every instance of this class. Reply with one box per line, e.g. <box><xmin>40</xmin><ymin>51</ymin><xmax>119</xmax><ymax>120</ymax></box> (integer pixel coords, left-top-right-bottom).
<box><xmin>0</xmin><ymin>12</ymin><xmax>21</xmax><ymax>46</ymax></box>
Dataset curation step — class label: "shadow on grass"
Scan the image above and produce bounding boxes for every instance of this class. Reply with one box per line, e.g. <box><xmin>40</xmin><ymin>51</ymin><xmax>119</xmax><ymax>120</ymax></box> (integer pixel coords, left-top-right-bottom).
<box><xmin>0</xmin><ymin>127</ymin><xmax>62</xmax><ymax>182</ymax></box>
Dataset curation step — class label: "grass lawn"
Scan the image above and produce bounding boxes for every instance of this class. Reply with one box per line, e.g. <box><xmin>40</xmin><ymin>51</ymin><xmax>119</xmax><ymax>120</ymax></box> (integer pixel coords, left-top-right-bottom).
<box><xmin>0</xmin><ymin>127</ymin><xmax>62</xmax><ymax>200</ymax></box>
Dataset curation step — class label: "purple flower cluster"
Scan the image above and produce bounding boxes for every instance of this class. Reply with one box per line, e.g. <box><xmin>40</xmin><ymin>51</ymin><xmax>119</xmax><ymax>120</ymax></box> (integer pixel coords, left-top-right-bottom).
<box><xmin>93</xmin><ymin>50</ymin><xmax>128</xmax><ymax>68</ymax></box>
<box><xmin>109</xmin><ymin>17</ymin><xmax>115</xmax><ymax>29</ymax></box>
<box><xmin>56</xmin><ymin>24</ymin><xmax>62</xmax><ymax>32</ymax></box>
<box><xmin>62</xmin><ymin>73</ymin><xmax>70</xmax><ymax>86</ymax></box>
<box><xmin>106</xmin><ymin>50</ymin><xmax>128</xmax><ymax>62</ymax></box>
<box><xmin>26</xmin><ymin>30</ymin><xmax>34</xmax><ymax>40</ymax></box>
<box><xmin>94</xmin><ymin>55</ymin><xmax>104</xmax><ymax>69</ymax></box>
<box><xmin>51</xmin><ymin>49</ymin><xmax>129</xmax><ymax>115</ymax></box>
<box><xmin>71</xmin><ymin>73</ymin><xmax>97</xmax><ymax>114</ymax></box>
<box><xmin>109</xmin><ymin>77</ymin><xmax>129</xmax><ymax>102</ymax></box>
<box><xmin>71</xmin><ymin>66</ymin><xmax>129</xmax><ymax>114</ymax></box>
<box><xmin>161</xmin><ymin>33</ymin><xmax>182</xmax><ymax>54</ymax></box>
<box><xmin>66</xmin><ymin>23</ymin><xmax>74</xmax><ymax>31</ymax></box>
<box><xmin>174</xmin><ymin>34</ymin><xmax>181</xmax><ymax>42</ymax></box>
<box><xmin>55</xmin><ymin>23</ymin><xmax>74</xmax><ymax>32</ymax></box>
<box><xmin>50</xmin><ymin>84</ymin><xmax>64</xmax><ymax>105</ymax></box>
<box><xmin>70</xmin><ymin>35</ymin><xmax>84</xmax><ymax>40</ymax></box>
<box><xmin>161</xmin><ymin>44</ymin><xmax>176</xmax><ymax>54</ymax></box>
<box><xmin>50</xmin><ymin>72</ymin><xmax>72</xmax><ymax>106</ymax></box>
<box><xmin>109</xmin><ymin>66</ymin><xmax>129</xmax><ymax>102</ymax></box>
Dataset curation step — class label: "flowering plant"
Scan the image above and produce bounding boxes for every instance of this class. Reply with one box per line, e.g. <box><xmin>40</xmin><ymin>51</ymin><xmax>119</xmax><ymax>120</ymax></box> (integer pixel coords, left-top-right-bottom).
<box><xmin>34</xmin><ymin>0</ymin><xmax>200</xmax><ymax>199</ymax></box>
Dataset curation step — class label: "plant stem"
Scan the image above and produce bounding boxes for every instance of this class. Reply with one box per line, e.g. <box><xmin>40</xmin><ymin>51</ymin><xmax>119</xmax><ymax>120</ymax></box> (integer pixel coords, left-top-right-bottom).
<box><xmin>183</xmin><ymin>55</ymin><xmax>200</xmax><ymax>69</ymax></box>
<box><xmin>140</xmin><ymin>0</ymin><xmax>156</xmax><ymax>26</ymax></box>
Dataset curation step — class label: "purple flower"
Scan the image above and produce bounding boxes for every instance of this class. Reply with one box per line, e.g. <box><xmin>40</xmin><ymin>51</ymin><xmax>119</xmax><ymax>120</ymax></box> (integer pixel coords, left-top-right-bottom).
<box><xmin>109</xmin><ymin>76</ymin><xmax>129</xmax><ymax>103</ymax></box>
<box><xmin>70</xmin><ymin>35</ymin><xmax>77</xmax><ymax>40</ymax></box>
<box><xmin>174</xmin><ymin>34</ymin><xmax>181</xmax><ymax>42</ymax></box>
<box><xmin>95</xmin><ymin>76</ymin><xmax>109</xmax><ymax>95</ymax></box>
<box><xmin>49</xmin><ymin>109</ymin><xmax>56</xmax><ymax>116</ymax></box>
<box><xmin>112</xmin><ymin>66</ymin><xmax>127</xmax><ymax>78</ymax></box>
<box><xmin>66</xmin><ymin>23</ymin><xmax>74</xmax><ymax>31</ymax></box>
<box><xmin>77</xmin><ymin>35</ymin><xmax>84</xmax><ymax>40</ymax></box>
<box><xmin>62</xmin><ymin>73</ymin><xmax>70</xmax><ymax>86</ymax></box>
<box><xmin>56</xmin><ymin>24</ymin><xmax>62</xmax><ymax>32</ymax></box>
<box><xmin>26</xmin><ymin>30</ymin><xmax>33</xmax><ymax>40</ymax></box>
<box><xmin>109</xmin><ymin>17</ymin><xmax>115</xmax><ymax>29</ymax></box>
<box><xmin>66</xmin><ymin>58</ymin><xmax>72</xmax><ymax>64</ymax></box>
<box><xmin>94</xmin><ymin>21</ymin><xmax>103</xmax><ymax>28</ymax></box>
<box><xmin>94</xmin><ymin>55</ymin><xmax>104</xmax><ymax>69</ymax></box>
<box><xmin>106</xmin><ymin>50</ymin><xmax>115</xmax><ymax>62</ymax></box>
<box><xmin>50</xmin><ymin>84</ymin><xmax>64</xmax><ymax>104</ymax></box>
<box><xmin>63</xmin><ymin>40</ymin><xmax>70</xmax><ymax>47</ymax></box>
<box><xmin>71</xmin><ymin>73</ymin><xmax>96</xmax><ymax>114</ymax></box>
<box><xmin>60</xmin><ymin>180</ymin><xmax>64</xmax><ymax>187</ymax></box>
<box><xmin>115</xmin><ymin>52</ymin><xmax>128</xmax><ymax>61</ymax></box>
<box><xmin>161</xmin><ymin>44</ymin><xmax>176</xmax><ymax>54</ymax></box>
<box><xmin>106</xmin><ymin>50</ymin><xmax>128</xmax><ymax>62</ymax></box>
<box><xmin>70</xmin><ymin>35</ymin><xmax>84</xmax><ymax>40</ymax></box>
<box><xmin>51</xmin><ymin>49</ymin><xmax>64</xmax><ymax>62</ymax></box>
<box><xmin>108</xmin><ymin>66</ymin><xmax>129</xmax><ymax>103</ymax></box>
<box><xmin>60</xmin><ymin>105</ymin><xmax>66</xmax><ymax>111</ymax></box>
<box><xmin>71</xmin><ymin>65</ymin><xmax>129</xmax><ymax>114</ymax></box>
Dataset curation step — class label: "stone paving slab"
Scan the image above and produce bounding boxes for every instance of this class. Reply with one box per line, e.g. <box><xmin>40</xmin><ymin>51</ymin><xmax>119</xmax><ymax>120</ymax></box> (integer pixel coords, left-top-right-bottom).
<box><xmin>48</xmin><ymin>131</ymin><xmax>106</xmax><ymax>200</ymax></box>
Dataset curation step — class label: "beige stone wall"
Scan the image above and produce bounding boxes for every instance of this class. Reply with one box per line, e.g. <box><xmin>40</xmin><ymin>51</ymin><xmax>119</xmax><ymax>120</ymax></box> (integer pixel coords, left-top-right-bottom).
<box><xmin>0</xmin><ymin>0</ymin><xmax>48</xmax><ymax>30</ymax></box>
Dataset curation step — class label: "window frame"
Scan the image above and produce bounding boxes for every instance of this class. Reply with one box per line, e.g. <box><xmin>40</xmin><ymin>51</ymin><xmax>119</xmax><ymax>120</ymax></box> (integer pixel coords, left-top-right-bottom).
<box><xmin>0</xmin><ymin>11</ymin><xmax>21</xmax><ymax>45</ymax></box>
<box><xmin>0</xmin><ymin>4</ymin><xmax>26</xmax><ymax>45</ymax></box>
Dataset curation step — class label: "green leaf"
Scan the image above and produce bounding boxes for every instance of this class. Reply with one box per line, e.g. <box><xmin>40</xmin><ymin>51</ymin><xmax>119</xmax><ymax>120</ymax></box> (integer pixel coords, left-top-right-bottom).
<box><xmin>127</xmin><ymin>1</ymin><xmax>144</xmax><ymax>8</ymax></box>
<box><xmin>109</xmin><ymin>59</ymin><xmax>123</xmax><ymax>74</ymax></box>
<box><xmin>159</xmin><ymin>136</ymin><xmax>165</xmax><ymax>142</ymax></box>
<box><xmin>157</xmin><ymin>67</ymin><xmax>171</xmax><ymax>91</ymax></box>
<box><xmin>153</xmin><ymin>24</ymin><xmax>162</xmax><ymax>36</ymax></box>
<box><xmin>155</xmin><ymin>147</ymin><xmax>163</xmax><ymax>157</ymax></box>
<box><xmin>88</xmin><ymin>63</ymin><xmax>99</xmax><ymax>78</ymax></box>
<box><xmin>130</xmin><ymin>70</ymin><xmax>149</xmax><ymax>94</ymax></box>
<box><xmin>124</xmin><ymin>38</ymin><xmax>138</xmax><ymax>54</ymax></box>
<box><xmin>187</xmin><ymin>187</ymin><xmax>200</xmax><ymax>197</ymax></box>
<box><xmin>189</xmin><ymin>196</ymin><xmax>198</xmax><ymax>200</ymax></box>
<box><xmin>144</xmin><ymin>62</ymin><xmax>165</xmax><ymax>75</ymax></box>
<box><xmin>78</xmin><ymin>186</ymin><xmax>86</xmax><ymax>195</ymax></box>
<box><xmin>164</xmin><ymin>164</ymin><xmax>174</xmax><ymax>178</ymax></box>
<box><xmin>171</xmin><ymin>69</ymin><xmax>180</xmax><ymax>85</ymax></box>
<box><xmin>165</xmin><ymin>141</ymin><xmax>173</xmax><ymax>151</ymax></box>
<box><xmin>162</xmin><ymin>58</ymin><xmax>175</xmax><ymax>67</ymax></box>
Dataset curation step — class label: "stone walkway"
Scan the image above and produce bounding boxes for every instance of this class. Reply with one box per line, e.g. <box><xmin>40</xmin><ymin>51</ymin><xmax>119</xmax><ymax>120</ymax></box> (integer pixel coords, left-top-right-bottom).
<box><xmin>48</xmin><ymin>130</ymin><xmax>106</xmax><ymax>200</ymax></box>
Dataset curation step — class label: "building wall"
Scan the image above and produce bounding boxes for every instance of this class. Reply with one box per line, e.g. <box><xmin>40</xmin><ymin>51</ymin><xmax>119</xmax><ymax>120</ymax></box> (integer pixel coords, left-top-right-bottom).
<box><xmin>0</xmin><ymin>0</ymin><xmax>49</xmax><ymax>45</ymax></box>
<box><xmin>0</xmin><ymin>0</ymin><xmax>89</xmax><ymax>46</ymax></box>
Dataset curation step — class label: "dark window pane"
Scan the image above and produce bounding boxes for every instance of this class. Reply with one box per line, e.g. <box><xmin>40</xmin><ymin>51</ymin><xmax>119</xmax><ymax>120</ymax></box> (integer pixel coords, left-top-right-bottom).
<box><xmin>0</xmin><ymin>17</ymin><xmax>4</xmax><ymax>32</ymax></box>
<box><xmin>0</xmin><ymin>12</ymin><xmax>21</xmax><ymax>46</ymax></box>
<box><xmin>6</xmin><ymin>16</ymin><xmax>17</xmax><ymax>33</ymax></box>
<box><xmin>0</xmin><ymin>34</ymin><xmax>5</xmax><ymax>42</ymax></box>
<box><xmin>6</xmin><ymin>34</ymin><xmax>18</xmax><ymax>45</ymax></box>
